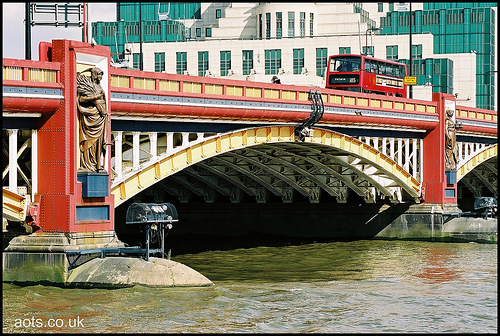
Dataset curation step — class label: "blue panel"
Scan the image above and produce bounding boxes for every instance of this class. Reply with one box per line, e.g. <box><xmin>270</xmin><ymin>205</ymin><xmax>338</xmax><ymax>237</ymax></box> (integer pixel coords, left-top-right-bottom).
<box><xmin>445</xmin><ymin>170</ymin><xmax>457</xmax><ymax>185</ymax></box>
<box><xmin>445</xmin><ymin>189</ymin><xmax>456</xmax><ymax>198</ymax></box>
<box><xmin>76</xmin><ymin>206</ymin><xmax>109</xmax><ymax>221</ymax></box>
<box><xmin>78</xmin><ymin>173</ymin><xmax>109</xmax><ymax>197</ymax></box>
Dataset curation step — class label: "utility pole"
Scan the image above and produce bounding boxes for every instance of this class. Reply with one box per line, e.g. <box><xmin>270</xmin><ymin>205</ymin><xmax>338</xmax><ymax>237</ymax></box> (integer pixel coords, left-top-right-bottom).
<box><xmin>139</xmin><ymin>3</ymin><xmax>143</xmax><ymax>71</ymax></box>
<box><xmin>82</xmin><ymin>3</ymin><xmax>87</xmax><ymax>43</ymax></box>
<box><xmin>409</xmin><ymin>2</ymin><xmax>413</xmax><ymax>99</ymax></box>
<box><xmin>25</xmin><ymin>2</ymin><xmax>32</xmax><ymax>60</ymax></box>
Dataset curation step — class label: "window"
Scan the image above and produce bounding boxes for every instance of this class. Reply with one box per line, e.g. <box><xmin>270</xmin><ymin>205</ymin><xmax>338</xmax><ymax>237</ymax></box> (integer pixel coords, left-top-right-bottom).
<box><xmin>196</xmin><ymin>28</ymin><xmax>201</xmax><ymax>37</ymax></box>
<box><xmin>363</xmin><ymin>46</ymin><xmax>374</xmax><ymax>57</ymax></box>
<box><xmin>288</xmin><ymin>12</ymin><xmax>294</xmax><ymax>37</ymax></box>
<box><xmin>220</xmin><ymin>51</ymin><xmax>231</xmax><ymax>76</ymax></box>
<box><xmin>133</xmin><ymin>53</ymin><xmax>140</xmax><ymax>69</ymax></box>
<box><xmin>265</xmin><ymin>49</ymin><xmax>281</xmax><ymax>75</ymax></box>
<box><xmin>309</xmin><ymin>13</ymin><xmax>314</xmax><ymax>37</ymax></box>
<box><xmin>206</xmin><ymin>27</ymin><xmax>212</xmax><ymax>37</ymax></box>
<box><xmin>198</xmin><ymin>51</ymin><xmax>209</xmax><ymax>76</ymax></box>
<box><xmin>412</xmin><ymin>44</ymin><xmax>422</xmax><ymax>60</ymax></box>
<box><xmin>259</xmin><ymin>14</ymin><xmax>263</xmax><ymax>39</ymax></box>
<box><xmin>293</xmin><ymin>48</ymin><xmax>304</xmax><ymax>74</ymax></box>
<box><xmin>378</xmin><ymin>3</ymin><xmax>383</xmax><ymax>12</ymax></box>
<box><xmin>386</xmin><ymin>45</ymin><xmax>398</xmax><ymax>61</ymax></box>
<box><xmin>316</xmin><ymin>48</ymin><xmax>327</xmax><ymax>77</ymax></box>
<box><xmin>276</xmin><ymin>12</ymin><xmax>282</xmax><ymax>39</ymax></box>
<box><xmin>266</xmin><ymin>13</ymin><xmax>271</xmax><ymax>39</ymax></box>
<box><xmin>242</xmin><ymin>50</ymin><xmax>254</xmax><ymax>75</ymax></box>
<box><xmin>299</xmin><ymin>12</ymin><xmax>305</xmax><ymax>38</ymax></box>
<box><xmin>339</xmin><ymin>47</ymin><xmax>351</xmax><ymax>54</ymax></box>
<box><xmin>176</xmin><ymin>52</ymin><xmax>187</xmax><ymax>75</ymax></box>
<box><xmin>216</xmin><ymin>9</ymin><xmax>222</xmax><ymax>19</ymax></box>
<box><xmin>154</xmin><ymin>52</ymin><xmax>165</xmax><ymax>72</ymax></box>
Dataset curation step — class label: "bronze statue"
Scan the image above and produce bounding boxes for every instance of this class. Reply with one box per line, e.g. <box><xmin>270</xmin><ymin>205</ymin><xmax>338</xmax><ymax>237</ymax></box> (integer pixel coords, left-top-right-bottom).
<box><xmin>444</xmin><ymin>108</ymin><xmax>458</xmax><ymax>170</ymax></box>
<box><xmin>77</xmin><ymin>67</ymin><xmax>108</xmax><ymax>173</ymax></box>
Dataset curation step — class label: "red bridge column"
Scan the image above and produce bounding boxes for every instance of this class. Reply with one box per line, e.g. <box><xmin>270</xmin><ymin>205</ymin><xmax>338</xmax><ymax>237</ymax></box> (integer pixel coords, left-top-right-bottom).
<box><xmin>421</xmin><ymin>92</ymin><xmax>458</xmax><ymax>205</ymax></box>
<box><xmin>34</xmin><ymin>39</ymin><xmax>115</xmax><ymax>233</ymax></box>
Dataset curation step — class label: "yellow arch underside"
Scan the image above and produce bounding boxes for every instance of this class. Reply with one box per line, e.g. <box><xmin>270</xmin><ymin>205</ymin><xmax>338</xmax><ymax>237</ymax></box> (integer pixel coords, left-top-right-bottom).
<box><xmin>457</xmin><ymin>144</ymin><xmax>497</xmax><ymax>181</ymax></box>
<box><xmin>111</xmin><ymin>126</ymin><xmax>421</xmax><ymax>208</ymax></box>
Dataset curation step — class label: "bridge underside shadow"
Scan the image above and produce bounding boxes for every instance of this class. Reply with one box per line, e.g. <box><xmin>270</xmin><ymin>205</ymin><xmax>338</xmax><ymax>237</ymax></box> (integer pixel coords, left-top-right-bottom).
<box><xmin>115</xmin><ymin>199</ymin><xmax>412</xmax><ymax>255</ymax></box>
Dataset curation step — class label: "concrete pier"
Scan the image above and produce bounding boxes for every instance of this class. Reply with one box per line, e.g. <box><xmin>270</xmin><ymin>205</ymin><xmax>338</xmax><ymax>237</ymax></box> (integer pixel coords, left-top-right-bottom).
<box><xmin>2</xmin><ymin>231</ymin><xmax>213</xmax><ymax>287</ymax></box>
<box><xmin>375</xmin><ymin>203</ymin><xmax>497</xmax><ymax>243</ymax></box>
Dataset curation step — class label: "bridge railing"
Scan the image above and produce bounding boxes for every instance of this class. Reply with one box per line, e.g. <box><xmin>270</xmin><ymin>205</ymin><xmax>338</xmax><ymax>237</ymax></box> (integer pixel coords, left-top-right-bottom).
<box><xmin>109</xmin><ymin>67</ymin><xmax>441</xmax><ymax>119</ymax></box>
<box><xmin>455</xmin><ymin>105</ymin><xmax>497</xmax><ymax>123</ymax></box>
<box><xmin>3</xmin><ymin>57</ymin><xmax>496</xmax><ymax>127</ymax></box>
<box><xmin>3</xmin><ymin>58</ymin><xmax>61</xmax><ymax>86</ymax></box>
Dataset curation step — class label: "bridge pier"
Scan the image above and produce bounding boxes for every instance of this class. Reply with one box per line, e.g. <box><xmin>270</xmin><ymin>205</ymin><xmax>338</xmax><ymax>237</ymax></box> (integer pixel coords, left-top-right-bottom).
<box><xmin>3</xmin><ymin>39</ymin><xmax>212</xmax><ymax>288</ymax></box>
<box><xmin>375</xmin><ymin>203</ymin><xmax>497</xmax><ymax>243</ymax></box>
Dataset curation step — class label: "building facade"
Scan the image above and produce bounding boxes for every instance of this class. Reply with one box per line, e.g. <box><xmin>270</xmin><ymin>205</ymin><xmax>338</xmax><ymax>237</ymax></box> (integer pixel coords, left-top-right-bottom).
<box><xmin>92</xmin><ymin>2</ymin><xmax>497</xmax><ymax>110</ymax></box>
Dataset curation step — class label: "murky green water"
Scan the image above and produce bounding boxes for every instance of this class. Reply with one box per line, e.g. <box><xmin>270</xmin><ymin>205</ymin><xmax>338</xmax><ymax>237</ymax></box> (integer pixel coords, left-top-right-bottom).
<box><xmin>2</xmin><ymin>240</ymin><xmax>497</xmax><ymax>333</ymax></box>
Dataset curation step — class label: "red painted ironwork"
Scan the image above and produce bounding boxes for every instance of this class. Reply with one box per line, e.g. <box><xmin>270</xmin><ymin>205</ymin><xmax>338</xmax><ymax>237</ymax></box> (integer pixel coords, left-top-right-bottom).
<box><xmin>2</xmin><ymin>40</ymin><xmax>498</xmax><ymax>233</ymax></box>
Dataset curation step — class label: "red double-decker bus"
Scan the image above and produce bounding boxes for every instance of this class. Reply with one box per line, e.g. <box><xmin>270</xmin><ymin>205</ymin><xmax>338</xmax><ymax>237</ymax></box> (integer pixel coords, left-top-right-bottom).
<box><xmin>325</xmin><ymin>54</ymin><xmax>407</xmax><ymax>98</ymax></box>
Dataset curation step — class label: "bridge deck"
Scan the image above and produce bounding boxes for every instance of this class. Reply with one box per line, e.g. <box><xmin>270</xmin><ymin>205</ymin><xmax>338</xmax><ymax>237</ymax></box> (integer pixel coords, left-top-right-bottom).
<box><xmin>2</xmin><ymin>57</ymin><xmax>497</xmax><ymax>137</ymax></box>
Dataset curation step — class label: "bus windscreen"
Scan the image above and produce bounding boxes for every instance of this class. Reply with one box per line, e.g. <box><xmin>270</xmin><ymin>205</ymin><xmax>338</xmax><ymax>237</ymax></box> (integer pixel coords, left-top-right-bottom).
<box><xmin>329</xmin><ymin>56</ymin><xmax>361</xmax><ymax>72</ymax></box>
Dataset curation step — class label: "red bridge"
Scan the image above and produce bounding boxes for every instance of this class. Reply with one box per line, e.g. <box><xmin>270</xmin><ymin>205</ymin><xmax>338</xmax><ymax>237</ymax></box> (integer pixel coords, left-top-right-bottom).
<box><xmin>3</xmin><ymin>40</ymin><xmax>497</xmax><ymax>246</ymax></box>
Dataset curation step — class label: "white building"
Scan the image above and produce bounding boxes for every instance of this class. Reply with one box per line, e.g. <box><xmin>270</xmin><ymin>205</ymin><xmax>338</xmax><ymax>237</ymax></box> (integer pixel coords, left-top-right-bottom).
<box><xmin>114</xmin><ymin>3</ymin><xmax>496</xmax><ymax>108</ymax></box>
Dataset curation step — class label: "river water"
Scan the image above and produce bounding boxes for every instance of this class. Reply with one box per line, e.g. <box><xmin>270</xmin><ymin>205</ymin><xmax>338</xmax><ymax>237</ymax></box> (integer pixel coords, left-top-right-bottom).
<box><xmin>2</xmin><ymin>240</ymin><xmax>497</xmax><ymax>333</ymax></box>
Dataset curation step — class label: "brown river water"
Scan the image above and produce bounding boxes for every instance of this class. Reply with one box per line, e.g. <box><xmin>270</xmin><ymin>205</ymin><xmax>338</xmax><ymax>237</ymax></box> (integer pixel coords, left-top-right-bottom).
<box><xmin>2</xmin><ymin>240</ymin><xmax>497</xmax><ymax>333</ymax></box>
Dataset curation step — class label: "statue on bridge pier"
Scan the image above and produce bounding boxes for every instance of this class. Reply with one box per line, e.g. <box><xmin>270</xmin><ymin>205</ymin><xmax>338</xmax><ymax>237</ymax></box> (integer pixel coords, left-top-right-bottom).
<box><xmin>76</xmin><ymin>67</ymin><xmax>108</xmax><ymax>173</ymax></box>
<box><xmin>444</xmin><ymin>108</ymin><xmax>459</xmax><ymax>170</ymax></box>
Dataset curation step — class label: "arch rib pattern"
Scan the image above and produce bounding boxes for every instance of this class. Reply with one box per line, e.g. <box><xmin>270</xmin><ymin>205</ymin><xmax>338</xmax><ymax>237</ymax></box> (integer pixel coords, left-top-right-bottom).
<box><xmin>110</xmin><ymin>126</ymin><xmax>421</xmax><ymax>207</ymax></box>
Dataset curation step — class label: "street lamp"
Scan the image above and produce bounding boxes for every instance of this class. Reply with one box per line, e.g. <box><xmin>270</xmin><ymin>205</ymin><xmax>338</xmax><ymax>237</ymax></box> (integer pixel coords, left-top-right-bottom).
<box><xmin>364</xmin><ymin>27</ymin><xmax>380</xmax><ymax>56</ymax></box>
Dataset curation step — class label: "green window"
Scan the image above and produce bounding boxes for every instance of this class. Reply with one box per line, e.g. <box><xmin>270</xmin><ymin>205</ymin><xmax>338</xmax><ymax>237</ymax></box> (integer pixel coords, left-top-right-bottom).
<box><xmin>363</xmin><ymin>46</ymin><xmax>374</xmax><ymax>57</ymax></box>
<box><xmin>198</xmin><ymin>51</ymin><xmax>209</xmax><ymax>76</ymax></box>
<box><xmin>206</xmin><ymin>28</ymin><xmax>212</xmax><ymax>37</ymax></box>
<box><xmin>176</xmin><ymin>52</ymin><xmax>187</xmax><ymax>75</ymax></box>
<box><xmin>316</xmin><ymin>48</ymin><xmax>328</xmax><ymax>77</ymax></box>
<box><xmin>276</xmin><ymin>12</ymin><xmax>282</xmax><ymax>39</ymax></box>
<box><xmin>266</xmin><ymin>13</ymin><xmax>271</xmax><ymax>39</ymax></box>
<box><xmin>154</xmin><ymin>52</ymin><xmax>165</xmax><ymax>72</ymax></box>
<box><xmin>133</xmin><ymin>53</ymin><xmax>140</xmax><ymax>69</ymax></box>
<box><xmin>378</xmin><ymin>3</ymin><xmax>383</xmax><ymax>12</ymax></box>
<box><xmin>265</xmin><ymin>49</ymin><xmax>281</xmax><ymax>75</ymax></box>
<box><xmin>216</xmin><ymin>9</ymin><xmax>222</xmax><ymax>19</ymax></box>
<box><xmin>288</xmin><ymin>12</ymin><xmax>294</xmax><ymax>37</ymax></box>
<box><xmin>242</xmin><ymin>50</ymin><xmax>254</xmax><ymax>76</ymax></box>
<box><xmin>299</xmin><ymin>12</ymin><xmax>306</xmax><ymax>37</ymax></box>
<box><xmin>196</xmin><ymin>28</ymin><xmax>201</xmax><ymax>37</ymax></box>
<box><xmin>293</xmin><ymin>48</ymin><xmax>304</xmax><ymax>74</ymax></box>
<box><xmin>220</xmin><ymin>51</ymin><xmax>231</xmax><ymax>76</ymax></box>
<box><xmin>259</xmin><ymin>14</ymin><xmax>263</xmax><ymax>39</ymax></box>
<box><xmin>309</xmin><ymin>13</ymin><xmax>314</xmax><ymax>37</ymax></box>
<box><xmin>412</xmin><ymin>44</ymin><xmax>423</xmax><ymax>60</ymax></box>
<box><xmin>386</xmin><ymin>45</ymin><xmax>398</xmax><ymax>61</ymax></box>
<box><xmin>339</xmin><ymin>47</ymin><xmax>351</xmax><ymax>54</ymax></box>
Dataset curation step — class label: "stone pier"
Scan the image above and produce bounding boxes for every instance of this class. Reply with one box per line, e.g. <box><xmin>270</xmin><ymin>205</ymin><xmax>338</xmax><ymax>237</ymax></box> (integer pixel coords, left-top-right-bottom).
<box><xmin>2</xmin><ymin>231</ymin><xmax>213</xmax><ymax>287</ymax></box>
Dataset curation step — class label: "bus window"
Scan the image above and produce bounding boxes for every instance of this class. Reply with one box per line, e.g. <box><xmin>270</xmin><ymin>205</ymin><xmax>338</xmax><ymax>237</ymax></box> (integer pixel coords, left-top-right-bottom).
<box><xmin>386</xmin><ymin>64</ymin><xmax>395</xmax><ymax>77</ymax></box>
<box><xmin>379</xmin><ymin>62</ymin><xmax>387</xmax><ymax>75</ymax></box>
<box><xmin>331</xmin><ymin>56</ymin><xmax>361</xmax><ymax>72</ymax></box>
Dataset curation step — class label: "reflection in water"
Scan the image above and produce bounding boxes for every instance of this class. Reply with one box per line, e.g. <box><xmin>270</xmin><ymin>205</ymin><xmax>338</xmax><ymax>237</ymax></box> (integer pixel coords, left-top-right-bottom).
<box><xmin>2</xmin><ymin>240</ymin><xmax>497</xmax><ymax>333</ymax></box>
<box><xmin>415</xmin><ymin>247</ymin><xmax>458</xmax><ymax>283</ymax></box>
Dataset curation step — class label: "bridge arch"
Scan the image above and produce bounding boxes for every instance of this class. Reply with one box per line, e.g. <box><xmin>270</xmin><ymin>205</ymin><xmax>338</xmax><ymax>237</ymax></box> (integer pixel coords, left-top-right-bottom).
<box><xmin>110</xmin><ymin>126</ymin><xmax>421</xmax><ymax>207</ymax></box>
<box><xmin>457</xmin><ymin>144</ymin><xmax>498</xmax><ymax>197</ymax></box>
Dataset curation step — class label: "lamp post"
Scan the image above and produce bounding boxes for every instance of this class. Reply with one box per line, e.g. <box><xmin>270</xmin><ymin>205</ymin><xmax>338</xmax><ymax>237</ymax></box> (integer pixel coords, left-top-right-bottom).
<box><xmin>139</xmin><ymin>4</ymin><xmax>143</xmax><ymax>71</ymax></box>
<box><xmin>409</xmin><ymin>2</ymin><xmax>413</xmax><ymax>99</ymax></box>
<box><xmin>364</xmin><ymin>27</ymin><xmax>380</xmax><ymax>56</ymax></box>
<box><xmin>25</xmin><ymin>2</ymin><xmax>32</xmax><ymax>60</ymax></box>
